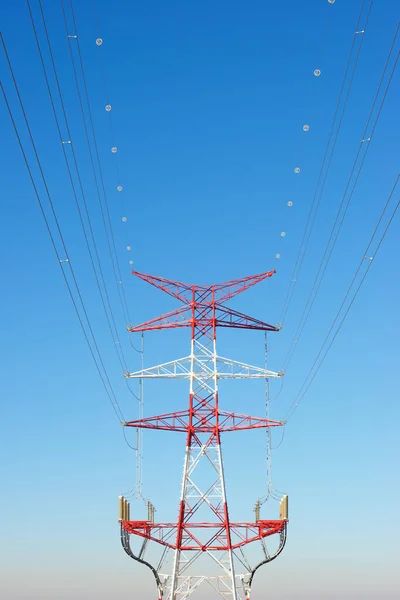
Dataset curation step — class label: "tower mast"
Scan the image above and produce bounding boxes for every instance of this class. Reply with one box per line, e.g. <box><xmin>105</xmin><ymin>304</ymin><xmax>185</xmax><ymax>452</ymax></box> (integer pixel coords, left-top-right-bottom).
<box><xmin>120</xmin><ymin>270</ymin><xmax>288</xmax><ymax>600</ymax></box>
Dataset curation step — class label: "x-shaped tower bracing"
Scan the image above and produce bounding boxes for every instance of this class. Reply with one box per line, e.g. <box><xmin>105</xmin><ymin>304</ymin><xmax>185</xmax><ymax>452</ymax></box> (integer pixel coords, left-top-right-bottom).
<box><xmin>120</xmin><ymin>270</ymin><xmax>288</xmax><ymax>600</ymax></box>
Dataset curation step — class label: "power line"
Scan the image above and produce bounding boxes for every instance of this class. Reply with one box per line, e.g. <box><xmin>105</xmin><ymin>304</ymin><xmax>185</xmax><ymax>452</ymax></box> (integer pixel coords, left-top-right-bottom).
<box><xmin>33</xmin><ymin>2</ymin><xmax>143</xmax><ymax>394</ymax></box>
<box><xmin>0</xmin><ymin>33</ymin><xmax>125</xmax><ymax>423</ymax></box>
<box><xmin>27</xmin><ymin>0</ymin><xmax>130</xmax><ymax>376</ymax></box>
<box><xmin>282</xmin><ymin>24</ymin><xmax>399</xmax><ymax>371</ymax></box>
<box><xmin>279</xmin><ymin>0</ymin><xmax>373</xmax><ymax>326</ymax></box>
<box><xmin>90</xmin><ymin>0</ymin><xmax>141</xmax><ymax>354</ymax></box>
<box><xmin>92</xmin><ymin>0</ymin><xmax>123</xmax><ymax>188</ymax></box>
<box><xmin>59</xmin><ymin>0</ymin><xmax>133</xmax><ymax>328</ymax></box>
<box><xmin>74</xmin><ymin>0</ymin><xmax>147</xmax><ymax>485</ymax></box>
<box><xmin>48</xmin><ymin>1</ymin><xmax>147</xmax><ymax>460</ymax></box>
<box><xmin>284</xmin><ymin>173</ymin><xmax>400</xmax><ymax>422</ymax></box>
<box><xmin>273</xmin><ymin>0</ymin><xmax>338</xmax><ymax>264</ymax></box>
<box><xmin>35</xmin><ymin>0</ymin><xmax>144</xmax><ymax>414</ymax></box>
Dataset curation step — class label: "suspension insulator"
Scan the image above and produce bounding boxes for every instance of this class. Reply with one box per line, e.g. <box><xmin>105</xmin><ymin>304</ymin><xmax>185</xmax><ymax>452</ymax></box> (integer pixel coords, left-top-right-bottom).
<box><xmin>123</xmin><ymin>498</ymin><xmax>129</xmax><ymax>521</ymax></box>
<box><xmin>280</xmin><ymin>494</ymin><xmax>288</xmax><ymax>520</ymax></box>
<box><xmin>118</xmin><ymin>495</ymin><xmax>124</xmax><ymax>522</ymax></box>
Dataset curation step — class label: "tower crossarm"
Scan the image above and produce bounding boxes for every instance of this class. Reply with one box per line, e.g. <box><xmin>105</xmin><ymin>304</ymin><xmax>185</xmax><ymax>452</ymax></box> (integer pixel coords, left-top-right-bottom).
<box><xmin>124</xmin><ymin>353</ymin><xmax>283</xmax><ymax>380</ymax></box>
<box><xmin>127</xmin><ymin>305</ymin><xmax>193</xmax><ymax>333</ymax></box>
<box><xmin>215</xmin><ymin>355</ymin><xmax>283</xmax><ymax>379</ymax></box>
<box><xmin>131</xmin><ymin>270</ymin><xmax>276</xmax><ymax>306</ymax></box>
<box><xmin>132</xmin><ymin>271</ymin><xmax>194</xmax><ymax>304</ymax></box>
<box><xmin>124</xmin><ymin>355</ymin><xmax>192</xmax><ymax>379</ymax></box>
<box><xmin>127</xmin><ymin>304</ymin><xmax>279</xmax><ymax>334</ymax></box>
<box><xmin>121</xmin><ymin>270</ymin><xmax>287</xmax><ymax>600</ymax></box>
<box><xmin>121</xmin><ymin>520</ymin><xmax>286</xmax><ymax>551</ymax></box>
<box><xmin>211</xmin><ymin>271</ymin><xmax>276</xmax><ymax>304</ymax></box>
<box><xmin>123</xmin><ymin>410</ymin><xmax>283</xmax><ymax>432</ymax></box>
<box><xmin>214</xmin><ymin>305</ymin><xmax>278</xmax><ymax>331</ymax></box>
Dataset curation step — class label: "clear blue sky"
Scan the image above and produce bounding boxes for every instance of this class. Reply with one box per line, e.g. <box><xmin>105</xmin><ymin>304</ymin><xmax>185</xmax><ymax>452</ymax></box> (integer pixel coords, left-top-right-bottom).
<box><xmin>0</xmin><ymin>1</ymin><xmax>399</xmax><ymax>599</ymax></box>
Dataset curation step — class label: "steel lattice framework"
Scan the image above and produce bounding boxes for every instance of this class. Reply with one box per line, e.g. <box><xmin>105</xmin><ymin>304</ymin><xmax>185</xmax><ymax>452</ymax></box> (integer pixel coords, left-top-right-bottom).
<box><xmin>119</xmin><ymin>270</ymin><xmax>288</xmax><ymax>600</ymax></box>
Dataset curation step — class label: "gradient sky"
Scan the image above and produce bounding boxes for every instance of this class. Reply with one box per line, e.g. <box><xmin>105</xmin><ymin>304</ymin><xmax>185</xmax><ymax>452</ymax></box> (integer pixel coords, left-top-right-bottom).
<box><xmin>0</xmin><ymin>1</ymin><xmax>399</xmax><ymax>599</ymax></box>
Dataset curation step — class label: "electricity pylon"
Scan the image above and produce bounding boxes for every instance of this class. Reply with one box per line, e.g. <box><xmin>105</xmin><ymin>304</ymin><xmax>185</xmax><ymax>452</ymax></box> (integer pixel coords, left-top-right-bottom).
<box><xmin>119</xmin><ymin>270</ymin><xmax>288</xmax><ymax>600</ymax></box>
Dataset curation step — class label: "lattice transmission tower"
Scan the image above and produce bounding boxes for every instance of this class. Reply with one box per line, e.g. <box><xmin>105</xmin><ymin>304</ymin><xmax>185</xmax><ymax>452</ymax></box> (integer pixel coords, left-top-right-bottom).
<box><xmin>119</xmin><ymin>270</ymin><xmax>288</xmax><ymax>600</ymax></box>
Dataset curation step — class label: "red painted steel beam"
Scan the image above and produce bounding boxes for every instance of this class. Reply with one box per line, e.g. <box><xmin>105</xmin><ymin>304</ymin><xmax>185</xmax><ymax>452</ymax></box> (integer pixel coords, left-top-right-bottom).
<box><xmin>127</xmin><ymin>305</ymin><xmax>278</xmax><ymax>333</ymax></box>
<box><xmin>211</xmin><ymin>270</ymin><xmax>276</xmax><ymax>304</ymax></box>
<box><xmin>121</xmin><ymin>520</ymin><xmax>286</xmax><ymax>551</ymax></box>
<box><xmin>131</xmin><ymin>270</ymin><xmax>276</xmax><ymax>306</ymax></box>
<box><xmin>214</xmin><ymin>305</ymin><xmax>278</xmax><ymax>331</ymax></box>
<box><xmin>127</xmin><ymin>306</ymin><xmax>192</xmax><ymax>333</ymax></box>
<box><xmin>123</xmin><ymin>410</ymin><xmax>283</xmax><ymax>432</ymax></box>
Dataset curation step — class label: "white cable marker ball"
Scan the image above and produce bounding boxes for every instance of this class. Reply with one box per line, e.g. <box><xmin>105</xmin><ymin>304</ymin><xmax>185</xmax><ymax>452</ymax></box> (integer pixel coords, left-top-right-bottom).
<box><xmin>96</xmin><ymin>38</ymin><xmax>103</xmax><ymax>46</ymax></box>
<box><xmin>127</xmin><ymin>246</ymin><xmax>131</xmax><ymax>251</ymax></box>
<box><xmin>280</xmin><ymin>232</ymin><xmax>286</xmax><ymax>237</ymax></box>
<box><xmin>314</xmin><ymin>69</ymin><xmax>321</xmax><ymax>77</ymax></box>
<box><xmin>294</xmin><ymin>167</ymin><xmax>300</xmax><ymax>173</ymax></box>
<box><xmin>303</xmin><ymin>124</ymin><xmax>310</xmax><ymax>131</ymax></box>
<box><xmin>276</xmin><ymin>253</ymin><xmax>281</xmax><ymax>259</ymax></box>
<box><xmin>129</xmin><ymin>260</ymin><xmax>133</xmax><ymax>265</ymax></box>
<box><xmin>111</xmin><ymin>147</ymin><xmax>117</xmax><ymax>153</ymax></box>
<box><xmin>122</xmin><ymin>217</ymin><xmax>127</xmax><ymax>222</ymax></box>
<box><xmin>117</xmin><ymin>185</ymin><xmax>123</xmax><ymax>191</ymax></box>
<box><xmin>328</xmin><ymin>0</ymin><xmax>335</xmax><ymax>4</ymax></box>
<box><xmin>287</xmin><ymin>201</ymin><xmax>293</xmax><ymax>207</ymax></box>
<box><xmin>105</xmin><ymin>105</ymin><xmax>112</xmax><ymax>112</ymax></box>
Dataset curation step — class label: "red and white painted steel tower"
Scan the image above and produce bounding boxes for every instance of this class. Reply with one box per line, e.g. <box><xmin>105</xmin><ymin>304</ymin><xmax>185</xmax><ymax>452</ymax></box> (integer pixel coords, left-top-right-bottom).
<box><xmin>120</xmin><ymin>271</ymin><xmax>288</xmax><ymax>600</ymax></box>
